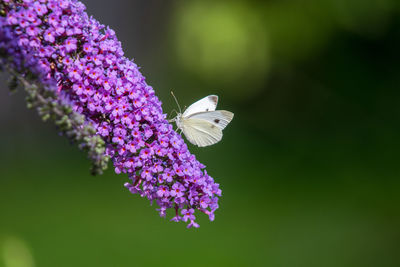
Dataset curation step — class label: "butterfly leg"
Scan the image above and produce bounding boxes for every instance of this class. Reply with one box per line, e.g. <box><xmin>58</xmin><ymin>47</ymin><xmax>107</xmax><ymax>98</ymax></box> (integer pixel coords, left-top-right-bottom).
<box><xmin>173</xmin><ymin>127</ymin><xmax>183</xmax><ymax>135</ymax></box>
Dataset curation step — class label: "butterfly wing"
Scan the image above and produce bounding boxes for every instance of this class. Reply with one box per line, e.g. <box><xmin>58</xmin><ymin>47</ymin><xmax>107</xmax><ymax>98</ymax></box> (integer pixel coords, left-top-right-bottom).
<box><xmin>187</xmin><ymin>110</ymin><xmax>234</xmax><ymax>130</ymax></box>
<box><xmin>182</xmin><ymin>95</ymin><xmax>218</xmax><ymax>117</ymax></box>
<box><xmin>180</xmin><ymin>111</ymin><xmax>233</xmax><ymax>147</ymax></box>
<box><xmin>181</xmin><ymin>118</ymin><xmax>223</xmax><ymax>147</ymax></box>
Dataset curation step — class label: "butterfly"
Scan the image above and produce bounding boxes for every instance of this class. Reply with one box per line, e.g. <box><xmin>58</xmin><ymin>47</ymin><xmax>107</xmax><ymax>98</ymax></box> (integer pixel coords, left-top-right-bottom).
<box><xmin>169</xmin><ymin>92</ymin><xmax>234</xmax><ymax>147</ymax></box>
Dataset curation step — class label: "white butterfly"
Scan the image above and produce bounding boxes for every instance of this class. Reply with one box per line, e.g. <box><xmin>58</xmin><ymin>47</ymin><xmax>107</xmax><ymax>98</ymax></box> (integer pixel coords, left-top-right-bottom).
<box><xmin>169</xmin><ymin>93</ymin><xmax>234</xmax><ymax>147</ymax></box>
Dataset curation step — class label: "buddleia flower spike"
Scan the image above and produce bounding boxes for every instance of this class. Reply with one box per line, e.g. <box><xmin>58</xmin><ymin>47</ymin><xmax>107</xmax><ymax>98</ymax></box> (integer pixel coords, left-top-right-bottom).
<box><xmin>0</xmin><ymin>0</ymin><xmax>221</xmax><ymax>228</ymax></box>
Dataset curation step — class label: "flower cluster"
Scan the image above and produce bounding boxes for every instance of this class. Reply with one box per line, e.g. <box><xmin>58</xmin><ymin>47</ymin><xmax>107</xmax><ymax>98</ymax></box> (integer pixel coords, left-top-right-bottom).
<box><xmin>0</xmin><ymin>0</ymin><xmax>221</xmax><ymax>227</ymax></box>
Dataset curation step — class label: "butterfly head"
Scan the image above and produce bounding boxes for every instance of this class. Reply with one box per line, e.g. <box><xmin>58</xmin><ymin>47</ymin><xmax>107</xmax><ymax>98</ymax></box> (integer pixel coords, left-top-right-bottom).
<box><xmin>170</xmin><ymin>112</ymin><xmax>183</xmax><ymax>129</ymax></box>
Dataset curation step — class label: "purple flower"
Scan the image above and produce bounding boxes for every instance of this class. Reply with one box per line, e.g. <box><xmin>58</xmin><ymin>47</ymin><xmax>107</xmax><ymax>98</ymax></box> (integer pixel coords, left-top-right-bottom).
<box><xmin>162</xmin><ymin>170</ymin><xmax>174</xmax><ymax>183</ymax></box>
<box><xmin>140</xmin><ymin>148</ymin><xmax>152</xmax><ymax>159</ymax></box>
<box><xmin>82</xmin><ymin>42</ymin><xmax>92</xmax><ymax>53</ymax></box>
<box><xmin>199</xmin><ymin>196</ymin><xmax>210</xmax><ymax>209</ymax></box>
<box><xmin>181</xmin><ymin>209</ymin><xmax>195</xmax><ymax>222</ymax></box>
<box><xmin>26</xmin><ymin>25</ymin><xmax>40</xmax><ymax>36</ymax></box>
<box><xmin>170</xmin><ymin>182</ymin><xmax>185</xmax><ymax>197</ymax></box>
<box><xmin>33</xmin><ymin>2</ymin><xmax>48</xmax><ymax>16</ymax></box>
<box><xmin>55</xmin><ymin>26</ymin><xmax>65</xmax><ymax>36</ymax></box>
<box><xmin>98</xmin><ymin>122</ymin><xmax>110</xmax><ymax>136</ymax></box>
<box><xmin>48</xmin><ymin>14</ymin><xmax>59</xmax><ymax>27</ymax></box>
<box><xmin>68</xmin><ymin>67</ymin><xmax>81</xmax><ymax>81</ymax></box>
<box><xmin>170</xmin><ymin>216</ymin><xmax>182</xmax><ymax>222</ymax></box>
<box><xmin>187</xmin><ymin>220</ymin><xmax>200</xmax><ymax>229</ymax></box>
<box><xmin>44</xmin><ymin>29</ymin><xmax>55</xmax><ymax>43</ymax></box>
<box><xmin>0</xmin><ymin>0</ymin><xmax>222</xmax><ymax>228</ymax></box>
<box><xmin>156</xmin><ymin>185</ymin><xmax>170</xmax><ymax>198</ymax></box>
<box><xmin>173</xmin><ymin>163</ymin><xmax>184</xmax><ymax>177</ymax></box>
<box><xmin>112</xmin><ymin>135</ymin><xmax>124</xmax><ymax>146</ymax></box>
<box><xmin>6</xmin><ymin>12</ymin><xmax>18</xmax><ymax>25</ymax></box>
<box><xmin>64</xmin><ymin>38</ymin><xmax>77</xmax><ymax>52</ymax></box>
<box><xmin>141</xmin><ymin>168</ymin><xmax>153</xmax><ymax>181</ymax></box>
<box><xmin>72</xmin><ymin>83</ymin><xmax>84</xmax><ymax>95</ymax></box>
<box><xmin>156</xmin><ymin>207</ymin><xmax>167</xmax><ymax>218</ymax></box>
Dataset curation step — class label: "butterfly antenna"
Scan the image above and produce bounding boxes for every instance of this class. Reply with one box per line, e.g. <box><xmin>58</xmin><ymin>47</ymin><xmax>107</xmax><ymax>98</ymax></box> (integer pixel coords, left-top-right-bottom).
<box><xmin>171</xmin><ymin>91</ymin><xmax>182</xmax><ymax>114</ymax></box>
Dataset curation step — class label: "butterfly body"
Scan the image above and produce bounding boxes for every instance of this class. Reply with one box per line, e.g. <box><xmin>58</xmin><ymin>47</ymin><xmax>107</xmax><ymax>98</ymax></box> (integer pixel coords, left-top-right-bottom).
<box><xmin>171</xmin><ymin>95</ymin><xmax>234</xmax><ymax>147</ymax></box>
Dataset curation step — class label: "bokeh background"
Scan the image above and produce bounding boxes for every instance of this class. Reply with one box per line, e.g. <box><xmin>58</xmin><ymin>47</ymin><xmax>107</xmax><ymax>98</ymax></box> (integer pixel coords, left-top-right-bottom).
<box><xmin>1</xmin><ymin>0</ymin><xmax>400</xmax><ymax>266</ymax></box>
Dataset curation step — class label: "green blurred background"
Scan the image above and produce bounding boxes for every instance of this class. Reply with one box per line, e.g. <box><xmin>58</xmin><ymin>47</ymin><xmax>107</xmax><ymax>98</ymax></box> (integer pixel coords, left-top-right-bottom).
<box><xmin>1</xmin><ymin>0</ymin><xmax>400</xmax><ymax>266</ymax></box>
